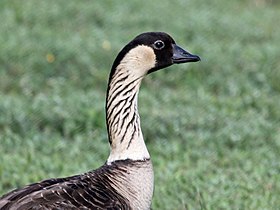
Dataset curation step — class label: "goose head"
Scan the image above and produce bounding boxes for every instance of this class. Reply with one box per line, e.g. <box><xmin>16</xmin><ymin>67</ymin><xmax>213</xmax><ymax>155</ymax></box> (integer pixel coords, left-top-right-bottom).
<box><xmin>109</xmin><ymin>32</ymin><xmax>200</xmax><ymax>80</ymax></box>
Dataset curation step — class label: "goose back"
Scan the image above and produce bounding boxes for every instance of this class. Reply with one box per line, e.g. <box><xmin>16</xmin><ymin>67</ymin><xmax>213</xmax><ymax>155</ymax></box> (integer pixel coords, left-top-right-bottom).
<box><xmin>0</xmin><ymin>159</ymin><xmax>153</xmax><ymax>210</ymax></box>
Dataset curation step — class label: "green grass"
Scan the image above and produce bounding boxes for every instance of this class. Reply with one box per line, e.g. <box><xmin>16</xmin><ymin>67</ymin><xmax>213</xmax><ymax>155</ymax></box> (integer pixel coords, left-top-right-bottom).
<box><xmin>1</xmin><ymin>0</ymin><xmax>280</xmax><ymax>209</ymax></box>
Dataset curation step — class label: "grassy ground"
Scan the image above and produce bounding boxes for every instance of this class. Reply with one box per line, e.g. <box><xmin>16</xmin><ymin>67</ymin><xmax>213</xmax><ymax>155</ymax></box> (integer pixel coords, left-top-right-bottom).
<box><xmin>1</xmin><ymin>0</ymin><xmax>280</xmax><ymax>209</ymax></box>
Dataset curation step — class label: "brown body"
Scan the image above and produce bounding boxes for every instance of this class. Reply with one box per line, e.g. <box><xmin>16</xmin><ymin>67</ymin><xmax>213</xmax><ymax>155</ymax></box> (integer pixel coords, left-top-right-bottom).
<box><xmin>0</xmin><ymin>160</ymin><xmax>153</xmax><ymax>210</ymax></box>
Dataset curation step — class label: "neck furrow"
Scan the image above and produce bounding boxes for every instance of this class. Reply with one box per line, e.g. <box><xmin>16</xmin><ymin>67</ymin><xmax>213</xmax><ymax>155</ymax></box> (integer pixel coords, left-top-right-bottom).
<box><xmin>106</xmin><ymin>70</ymin><xmax>150</xmax><ymax>163</ymax></box>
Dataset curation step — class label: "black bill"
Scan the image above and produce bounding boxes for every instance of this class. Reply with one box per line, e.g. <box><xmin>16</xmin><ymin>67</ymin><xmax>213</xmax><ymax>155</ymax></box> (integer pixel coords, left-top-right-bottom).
<box><xmin>172</xmin><ymin>44</ymin><xmax>200</xmax><ymax>63</ymax></box>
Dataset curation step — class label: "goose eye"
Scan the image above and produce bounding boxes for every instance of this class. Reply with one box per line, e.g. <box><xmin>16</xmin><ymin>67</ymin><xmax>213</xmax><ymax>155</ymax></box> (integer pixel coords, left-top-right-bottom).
<box><xmin>153</xmin><ymin>40</ymin><xmax>165</xmax><ymax>50</ymax></box>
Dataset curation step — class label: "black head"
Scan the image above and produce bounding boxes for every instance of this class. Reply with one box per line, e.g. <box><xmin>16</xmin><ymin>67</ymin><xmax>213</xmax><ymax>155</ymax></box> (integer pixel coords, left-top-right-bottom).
<box><xmin>110</xmin><ymin>32</ymin><xmax>200</xmax><ymax>79</ymax></box>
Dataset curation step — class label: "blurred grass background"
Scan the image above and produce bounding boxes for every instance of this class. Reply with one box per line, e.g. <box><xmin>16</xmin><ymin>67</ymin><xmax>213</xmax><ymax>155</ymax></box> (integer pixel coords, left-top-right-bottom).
<box><xmin>0</xmin><ymin>0</ymin><xmax>280</xmax><ymax>209</ymax></box>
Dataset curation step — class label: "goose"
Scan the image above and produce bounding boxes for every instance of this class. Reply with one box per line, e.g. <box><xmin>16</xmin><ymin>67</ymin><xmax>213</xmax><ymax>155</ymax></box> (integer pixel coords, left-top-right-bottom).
<box><xmin>0</xmin><ymin>32</ymin><xmax>200</xmax><ymax>210</ymax></box>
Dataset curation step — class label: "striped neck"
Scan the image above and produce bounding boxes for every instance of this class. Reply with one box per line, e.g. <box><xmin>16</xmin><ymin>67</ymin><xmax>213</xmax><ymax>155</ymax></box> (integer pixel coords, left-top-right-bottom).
<box><xmin>106</xmin><ymin>70</ymin><xmax>149</xmax><ymax>163</ymax></box>
<box><xmin>105</xmin><ymin>45</ymin><xmax>156</xmax><ymax>163</ymax></box>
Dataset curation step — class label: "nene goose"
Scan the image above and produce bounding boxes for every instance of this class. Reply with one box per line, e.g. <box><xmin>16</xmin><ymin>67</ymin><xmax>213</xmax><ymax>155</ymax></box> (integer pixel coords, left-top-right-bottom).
<box><xmin>0</xmin><ymin>32</ymin><xmax>200</xmax><ymax>210</ymax></box>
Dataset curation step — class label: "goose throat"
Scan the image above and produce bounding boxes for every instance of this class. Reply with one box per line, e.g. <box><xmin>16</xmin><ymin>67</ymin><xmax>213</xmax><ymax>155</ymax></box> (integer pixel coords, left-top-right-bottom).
<box><xmin>106</xmin><ymin>45</ymin><xmax>156</xmax><ymax>163</ymax></box>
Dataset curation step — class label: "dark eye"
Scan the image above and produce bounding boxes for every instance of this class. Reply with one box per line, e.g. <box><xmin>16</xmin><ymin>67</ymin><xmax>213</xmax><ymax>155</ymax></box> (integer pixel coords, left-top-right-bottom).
<box><xmin>153</xmin><ymin>40</ymin><xmax>165</xmax><ymax>50</ymax></box>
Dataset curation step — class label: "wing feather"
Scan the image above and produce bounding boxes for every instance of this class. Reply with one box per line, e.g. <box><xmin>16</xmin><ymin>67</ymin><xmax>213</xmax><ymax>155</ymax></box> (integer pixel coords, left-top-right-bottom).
<box><xmin>0</xmin><ymin>164</ymin><xmax>131</xmax><ymax>210</ymax></box>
